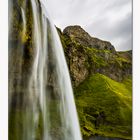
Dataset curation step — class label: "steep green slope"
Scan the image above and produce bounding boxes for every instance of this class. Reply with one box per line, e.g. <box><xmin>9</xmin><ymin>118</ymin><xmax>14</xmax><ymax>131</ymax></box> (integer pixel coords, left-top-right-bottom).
<box><xmin>75</xmin><ymin>73</ymin><xmax>132</xmax><ymax>139</ymax></box>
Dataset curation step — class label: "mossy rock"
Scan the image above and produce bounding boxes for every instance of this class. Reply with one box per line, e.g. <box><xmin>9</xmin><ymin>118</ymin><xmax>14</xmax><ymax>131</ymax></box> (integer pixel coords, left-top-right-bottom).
<box><xmin>58</xmin><ymin>26</ymin><xmax>132</xmax><ymax>87</ymax></box>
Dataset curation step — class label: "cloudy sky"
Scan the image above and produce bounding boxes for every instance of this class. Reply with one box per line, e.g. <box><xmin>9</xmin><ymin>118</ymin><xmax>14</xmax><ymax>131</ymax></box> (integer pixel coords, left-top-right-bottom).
<box><xmin>46</xmin><ymin>0</ymin><xmax>132</xmax><ymax>51</ymax></box>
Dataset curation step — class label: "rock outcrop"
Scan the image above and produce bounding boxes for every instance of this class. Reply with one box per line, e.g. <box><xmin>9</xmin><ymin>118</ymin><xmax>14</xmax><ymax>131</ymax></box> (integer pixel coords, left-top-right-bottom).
<box><xmin>58</xmin><ymin>26</ymin><xmax>132</xmax><ymax>87</ymax></box>
<box><xmin>63</xmin><ymin>26</ymin><xmax>116</xmax><ymax>53</ymax></box>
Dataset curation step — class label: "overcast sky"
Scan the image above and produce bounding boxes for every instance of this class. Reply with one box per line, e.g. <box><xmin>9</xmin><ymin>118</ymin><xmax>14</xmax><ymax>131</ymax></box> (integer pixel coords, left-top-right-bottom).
<box><xmin>46</xmin><ymin>0</ymin><xmax>132</xmax><ymax>51</ymax></box>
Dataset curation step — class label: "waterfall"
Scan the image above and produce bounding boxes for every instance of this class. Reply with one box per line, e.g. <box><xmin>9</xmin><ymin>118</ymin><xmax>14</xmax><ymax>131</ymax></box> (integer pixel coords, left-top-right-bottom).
<box><xmin>9</xmin><ymin>0</ymin><xmax>82</xmax><ymax>140</ymax></box>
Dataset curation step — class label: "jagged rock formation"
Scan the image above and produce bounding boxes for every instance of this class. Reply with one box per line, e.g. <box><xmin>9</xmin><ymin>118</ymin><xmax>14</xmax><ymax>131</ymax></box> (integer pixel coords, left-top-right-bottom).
<box><xmin>63</xmin><ymin>26</ymin><xmax>116</xmax><ymax>53</ymax></box>
<box><xmin>57</xmin><ymin>26</ymin><xmax>132</xmax><ymax>87</ymax></box>
<box><xmin>58</xmin><ymin>26</ymin><xmax>132</xmax><ymax>139</ymax></box>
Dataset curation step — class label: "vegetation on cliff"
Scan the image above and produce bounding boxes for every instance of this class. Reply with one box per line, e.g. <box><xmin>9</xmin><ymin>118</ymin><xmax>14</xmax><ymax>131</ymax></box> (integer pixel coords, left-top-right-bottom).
<box><xmin>57</xmin><ymin>26</ymin><xmax>132</xmax><ymax>87</ymax></box>
<box><xmin>58</xmin><ymin>26</ymin><xmax>132</xmax><ymax>139</ymax></box>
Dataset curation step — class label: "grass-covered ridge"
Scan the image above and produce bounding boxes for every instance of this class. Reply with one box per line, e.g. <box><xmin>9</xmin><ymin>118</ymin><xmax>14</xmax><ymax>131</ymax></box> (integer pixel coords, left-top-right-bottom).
<box><xmin>75</xmin><ymin>73</ymin><xmax>132</xmax><ymax>139</ymax></box>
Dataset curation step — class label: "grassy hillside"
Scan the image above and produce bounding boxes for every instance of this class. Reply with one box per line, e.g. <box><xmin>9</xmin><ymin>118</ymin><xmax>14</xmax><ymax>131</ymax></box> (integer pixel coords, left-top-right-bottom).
<box><xmin>75</xmin><ymin>73</ymin><xmax>132</xmax><ymax>139</ymax></box>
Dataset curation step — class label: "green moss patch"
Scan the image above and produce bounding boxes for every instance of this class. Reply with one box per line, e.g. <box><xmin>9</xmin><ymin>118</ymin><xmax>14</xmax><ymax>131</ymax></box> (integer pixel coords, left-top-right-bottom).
<box><xmin>75</xmin><ymin>73</ymin><xmax>132</xmax><ymax>139</ymax></box>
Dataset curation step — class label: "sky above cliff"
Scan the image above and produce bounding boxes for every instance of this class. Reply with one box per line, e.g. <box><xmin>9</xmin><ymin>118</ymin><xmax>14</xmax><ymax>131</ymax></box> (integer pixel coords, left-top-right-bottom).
<box><xmin>47</xmin><ymin>0</ymin><xmax>132</xmax><ymax>51</ymax></box>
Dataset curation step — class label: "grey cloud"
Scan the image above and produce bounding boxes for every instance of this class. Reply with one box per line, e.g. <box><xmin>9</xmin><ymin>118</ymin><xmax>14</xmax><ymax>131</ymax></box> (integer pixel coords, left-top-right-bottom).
<box><xmin>47</xmin><ymin>0</ymin><xmax>132</xmax><ymax>51</ymax></box>
<box><xmin>112</xmin><ymin>13</ymin><xmax>132</xmax><ymax>38</ymax></box>
<box><xmin>103</xmin><ymin>0</ymin><xmax>131</xmax><ymax>11</ymax></box>
<box><xmin>89</xmin><ymin>12</ymin><xmax>132</xmax><ymax>38</ymax></box>
<box><xmin>85</xmin><ymin>12</ymin><xmax>132</xmax><ymax>50</ymax></box>
<box><xmin>117</xmin><ymin>34</ymin><xmax>132</xmax><ymax>51</ymax></box>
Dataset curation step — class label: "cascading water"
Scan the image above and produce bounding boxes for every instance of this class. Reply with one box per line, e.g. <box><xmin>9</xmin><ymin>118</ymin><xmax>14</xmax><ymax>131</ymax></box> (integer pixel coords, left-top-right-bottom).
<box><xmin>9</xmin><ymin>0</ymin><xmax>82</xmax><ymax>140</ymax></box>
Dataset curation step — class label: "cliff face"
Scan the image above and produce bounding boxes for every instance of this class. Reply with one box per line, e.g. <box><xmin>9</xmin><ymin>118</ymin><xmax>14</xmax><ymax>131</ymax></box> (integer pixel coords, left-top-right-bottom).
<box><xmin>58</xmin><ymin>26</ymin><xmax>132</xmax><ymax>87</ymax></box>
<box><xmin>58</xmin><ymin>26</ymin><xmax>132</xmax><ymax>139</ymax></box>
<box><xmin>63</xmin><ymin>26</ymin><xmax>116</xmax><ymax>53</ymax></box>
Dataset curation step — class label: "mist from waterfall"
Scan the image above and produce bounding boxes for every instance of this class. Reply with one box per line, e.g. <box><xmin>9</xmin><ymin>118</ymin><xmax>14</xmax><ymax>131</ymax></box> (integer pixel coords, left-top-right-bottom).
<box><xmin>9</xmin><ymin>0</ymin><xmax>82</xmax><ymax>140</ymax></box>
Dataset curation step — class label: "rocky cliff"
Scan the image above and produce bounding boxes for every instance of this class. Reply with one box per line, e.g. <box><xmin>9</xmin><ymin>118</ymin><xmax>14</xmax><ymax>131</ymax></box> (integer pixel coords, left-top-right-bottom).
<box><xmin>58</xmin><ymin>26</ymin><xmax>132</xmax><ymax>87</ymax></box>
<box><xmin>58</xmin><ymin>26</ymin><xmax>132</xmax><ymax>139</ymax></box>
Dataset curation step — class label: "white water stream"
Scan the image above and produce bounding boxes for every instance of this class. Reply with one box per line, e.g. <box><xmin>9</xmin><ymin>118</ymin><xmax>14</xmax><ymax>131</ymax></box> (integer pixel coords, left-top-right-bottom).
<box><xmin>9</xmin><ymin>0</ymin><xmax>82</xmax><ymax>140</ymax></box>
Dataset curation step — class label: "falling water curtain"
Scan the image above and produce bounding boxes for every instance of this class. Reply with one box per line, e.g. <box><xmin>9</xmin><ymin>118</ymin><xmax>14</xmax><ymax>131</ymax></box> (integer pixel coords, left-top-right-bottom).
<box><xmin>9</xmin><ymin>0</ymin><xmax>82</xmax><ymax>140</ymax></box>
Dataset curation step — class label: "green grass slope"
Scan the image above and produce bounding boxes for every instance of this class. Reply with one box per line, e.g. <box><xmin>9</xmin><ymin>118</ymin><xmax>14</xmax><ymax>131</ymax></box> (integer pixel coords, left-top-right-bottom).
<box><xmin>75</xmin><ymin>73</ymin><xmax>132</xmax><ymax>139</ymax></box>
